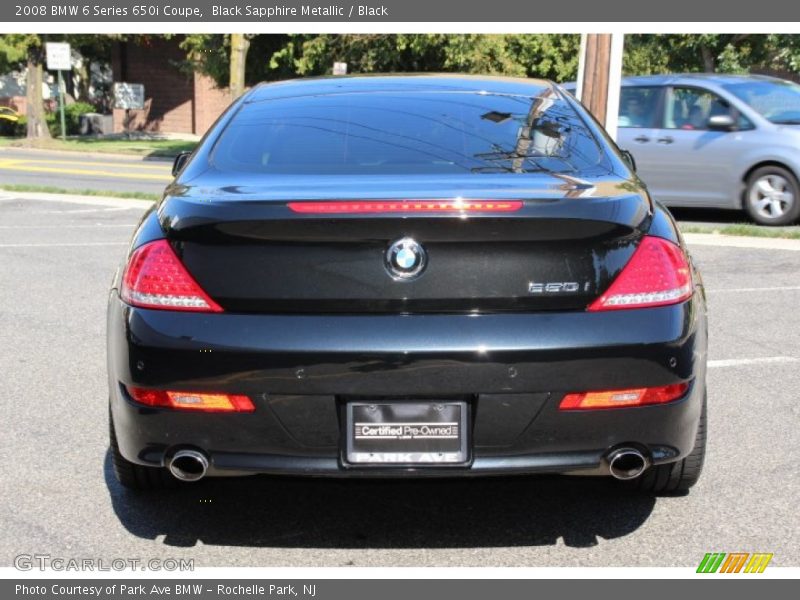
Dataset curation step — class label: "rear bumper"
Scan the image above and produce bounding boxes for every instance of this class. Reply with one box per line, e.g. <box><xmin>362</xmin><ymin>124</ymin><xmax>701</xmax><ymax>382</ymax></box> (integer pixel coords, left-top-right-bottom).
<box><xmin>107</xmin><ymin>293</ymin><xmax>707</xmax><ymax>477</ymax></box>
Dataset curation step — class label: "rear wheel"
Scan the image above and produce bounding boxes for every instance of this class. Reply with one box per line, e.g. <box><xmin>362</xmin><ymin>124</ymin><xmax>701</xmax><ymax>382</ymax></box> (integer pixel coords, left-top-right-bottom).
<box><xmin>744</xmin><ymin>166</ymin><xmax>800</xmax><ymax>225</ymax></box>
<box><xmin>109</xmin><ymin>411</ymin><xmax>177</xmax><ymax>491</ymax></box>
<box><xmin>628</xmin><ymin>392</ymin><xmax>707</xmax><ymax>494</ymax></box>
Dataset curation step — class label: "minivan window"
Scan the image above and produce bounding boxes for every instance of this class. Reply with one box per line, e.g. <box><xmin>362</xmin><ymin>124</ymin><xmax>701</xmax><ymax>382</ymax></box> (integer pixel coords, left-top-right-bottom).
<box><xmin>722</xmin><ymin>80</ymin><xmax>800</xmax><ymax>124</ymax></box>
<box><xmin>618</xmin><ymin>87</ymin><xmax>661</xmax><ymax>128</ymax></box>
<box><xmin>211</xmin><ymin>89</ymin><xmax>611</xmax><ymax>175</ymax></box>
<box><xmin>665</xmin><ymin>87</ymin><xmax>733</xmax><ymax>130</ymax></box>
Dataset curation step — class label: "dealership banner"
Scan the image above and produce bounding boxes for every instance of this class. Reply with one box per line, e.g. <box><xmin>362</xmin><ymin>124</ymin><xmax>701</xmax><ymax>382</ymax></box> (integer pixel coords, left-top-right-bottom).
<box><xmin>4</xmin><ymin>579</ymin><xmax>796</xmax><ymax>599</ymax></box>
<box><xmin>4</xmin><ymin>0</ymin><xmax>800</xmax><ymax>22</ymax></box>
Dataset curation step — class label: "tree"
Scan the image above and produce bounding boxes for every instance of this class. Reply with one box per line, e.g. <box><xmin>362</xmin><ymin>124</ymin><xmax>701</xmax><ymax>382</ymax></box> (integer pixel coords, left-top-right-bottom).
<box><xmin>25</xmin><ymin>42</ymin><xmax>50</xmax><ymax>138</ymax></box>
<box><xmin>65</xmin><ymin>34</ymin><xmax>116</xmax><ymax>102</ymax></box>
<box><xmin>1</xmin><ymin>34</ymin><xmax>120</xmax><ymax>138</ymax></box>
<box><xmin>623</xmin><ymin>34</ymin><xmax>800</xmax><ymax>78</ymax></box>
<box><xmin>179</xmin><ymin>34</ymin><xmax>293</xmax><ymax>88</ymax></box>
<box><xmin>229</xmin><ymin>34</ymin><xmax>252</xmax><ymax>99</ymax></box>
<box><xmin>0</xmin><ymin>35</ymin><xmax>51</xmax><ymax>138</ymax></box>
<box><xmin>266</xmin><ymin>34</ymin><xmax>582</xmax><ymax>82</ymax></box>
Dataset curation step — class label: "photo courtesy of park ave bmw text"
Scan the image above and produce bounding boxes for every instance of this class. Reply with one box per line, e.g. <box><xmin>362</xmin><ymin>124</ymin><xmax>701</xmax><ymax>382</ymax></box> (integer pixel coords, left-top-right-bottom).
<box><xmin>0</xmin><ymin>0</ymin><xmax>798</xmax><ymax>595</ymax></box>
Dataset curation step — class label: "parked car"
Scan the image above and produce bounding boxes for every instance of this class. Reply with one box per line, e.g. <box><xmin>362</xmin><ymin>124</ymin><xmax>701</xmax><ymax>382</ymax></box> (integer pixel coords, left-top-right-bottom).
<box><xmin>566</xmin><ymin>74</ymin><xmax>800</xmax><ymax>225</ymax></box>
<box><xmin>0</xmin><ymin>106</ymin><xmax>20</xmax><ymax>123</ymax></box>
<box><xmin>108</xmin><ymin>75</ymin><xmax>707</xmax><ymax>494</ymax></box>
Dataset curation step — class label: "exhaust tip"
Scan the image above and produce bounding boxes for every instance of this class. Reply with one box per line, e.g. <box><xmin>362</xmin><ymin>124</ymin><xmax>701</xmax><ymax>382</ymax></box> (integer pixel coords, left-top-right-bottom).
<box><xmin>167</xmin><ymin>449</ymin><xmax>209</xmax><ymax>482</ymax></box>
<box><xmin>607</xmin><ymin>448</ymin><xmax>648</xmax><ymax>480</ymax></box>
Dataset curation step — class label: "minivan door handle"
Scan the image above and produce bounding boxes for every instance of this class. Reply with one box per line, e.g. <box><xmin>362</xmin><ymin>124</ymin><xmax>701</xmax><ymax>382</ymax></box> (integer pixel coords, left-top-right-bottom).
<box><xmin>657</xmin><ymin>136</ymin><xmax>674</xmax><ymax>144</ymax></box>
<box><xmin>633</xmin><ymin>135</ymin><xmax>650</xmax><ymax>143</ymax></box>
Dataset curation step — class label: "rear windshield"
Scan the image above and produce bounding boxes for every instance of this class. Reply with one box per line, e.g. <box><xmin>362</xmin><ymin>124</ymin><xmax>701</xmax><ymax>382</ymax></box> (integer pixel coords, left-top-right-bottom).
<box><xmin>211</xmin><ymin>89</ymin><xmax>610</xmax><ymax>175</ymax></box>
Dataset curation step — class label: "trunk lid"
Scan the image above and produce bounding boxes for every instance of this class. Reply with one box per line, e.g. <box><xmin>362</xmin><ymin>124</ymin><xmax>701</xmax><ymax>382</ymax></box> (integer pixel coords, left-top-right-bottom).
<box><xmin>158</xmin><ymin>173</ymin><xmax>651</xmax><ymax>314</ymax></box>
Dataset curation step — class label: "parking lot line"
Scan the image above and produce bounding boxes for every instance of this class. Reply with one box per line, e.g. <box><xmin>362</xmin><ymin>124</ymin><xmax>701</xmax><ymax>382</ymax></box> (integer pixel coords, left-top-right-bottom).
<box><xmin>0</xmin><ymin>242</ymin><xmax>128</xmax><ymax>248</ymax></box>
<box><xmin>708</xmin><ymin>356</ymin><xmax>799</xmax><ymax>368</ymax></box>
<box><xmin>0</xmin><ymin>224</ymin><xmax>138</xmax><ymax>229</ymax></box>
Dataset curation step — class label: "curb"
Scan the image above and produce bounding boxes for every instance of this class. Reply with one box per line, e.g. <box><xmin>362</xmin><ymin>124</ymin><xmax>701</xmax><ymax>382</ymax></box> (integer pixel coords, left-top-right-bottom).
<box><xmin>0</xmin><ymin>145</ymin><xmax>178</xmax><ymax>163</ymax></box>
<box><xmin>683</xmin><ymin>232</ymin><xmax>800</xmax><ymax>252</ymax></box>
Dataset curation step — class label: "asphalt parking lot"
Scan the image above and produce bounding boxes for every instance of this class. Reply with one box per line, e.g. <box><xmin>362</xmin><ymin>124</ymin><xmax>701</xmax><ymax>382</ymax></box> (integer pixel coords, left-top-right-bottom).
<box><xmin>0</xmin><ymin>192</ymin><xmax>798</xmax><ymax>568</ymax></box>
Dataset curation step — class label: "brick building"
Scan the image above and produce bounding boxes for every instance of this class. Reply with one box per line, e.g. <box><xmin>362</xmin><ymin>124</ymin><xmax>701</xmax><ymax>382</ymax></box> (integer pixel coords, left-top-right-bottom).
<box><xmin>111</xmin><ymin>37</ymin><xmax>232</xmax><ymax>135</ymax></box>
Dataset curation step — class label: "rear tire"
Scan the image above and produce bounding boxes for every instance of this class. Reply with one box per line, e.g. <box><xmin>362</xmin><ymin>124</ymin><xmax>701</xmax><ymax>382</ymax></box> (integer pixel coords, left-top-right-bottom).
<box><xmin>628</xmin><ymin>392</ymin><xmax>707</xmax><ymax>495</ymax></box>
<box><xmin>110</xmin><ymin>411</ymin><xmax>177</xmax><ymax>491</ymax></box>
<box><xmin>744</xmin><ymin>166</ymin><xmax>800</xmax><ymax>226</ymax></box>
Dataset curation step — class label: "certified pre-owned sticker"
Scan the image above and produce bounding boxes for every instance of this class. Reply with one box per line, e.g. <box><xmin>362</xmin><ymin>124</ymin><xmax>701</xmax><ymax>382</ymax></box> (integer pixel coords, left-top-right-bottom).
<box><xmin>354</xmin><ymin>422</ymin><xmax>459</xmax><ymax>440</ymax></box>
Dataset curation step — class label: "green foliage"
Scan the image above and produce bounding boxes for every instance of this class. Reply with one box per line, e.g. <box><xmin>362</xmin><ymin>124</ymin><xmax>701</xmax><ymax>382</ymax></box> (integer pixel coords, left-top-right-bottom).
<box><xmin>624</xmin><ymin>34</ymin><xmax>800</xmax><ymax>77</ymax></box>
<box><xmin>45</xmin><ymin>101</ymin><xmax>97</xmax><ymax>137</ymax></box>
<box><xmin>178</xmin><ymin>34</ymin><xmax>581</xmax><ymax>86</ymax></box>
<box><xmin>176</xmin><ymin>33</ymin><xmax>800</xmax><ymax>89</ymax></box>
<box><xmin>178</xmin><ymin>34</ymin><xmax>230</xmax><ymax>83</ymax></box>
<box><xmin>267</xmin><ymin>34</ymin><xmax>581</xmax><ymax>82</ymax></box>
<box><xmin>0</xmin><ymin>34</ymin><xmax>40</xmax><ymax>73</ymax></box>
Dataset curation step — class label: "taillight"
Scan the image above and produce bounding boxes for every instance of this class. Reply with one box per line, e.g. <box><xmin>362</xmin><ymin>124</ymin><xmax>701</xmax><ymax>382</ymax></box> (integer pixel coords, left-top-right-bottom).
<box><xmin>588</xmin><ymin>236</ymin><xmax>693</xmax><ymax>311</ymax></box>
<box><xmin>287</xmin><ymin>200</ymin><xmax>523</xmax><ymax>214</ymax></box>
<box><xmin>559</xmin><ymin>382</ymin><xmax>689</xmax><ymax>410</ymax></box>
<box><xmin>120</xmin><ymin>240</ymin><xmax>222</xmax><ymax>312</ymax></box>
<box><xmin>127</xmin><ymin>387</ymin><xmax>255</xmax><ymax>413</ymax></box>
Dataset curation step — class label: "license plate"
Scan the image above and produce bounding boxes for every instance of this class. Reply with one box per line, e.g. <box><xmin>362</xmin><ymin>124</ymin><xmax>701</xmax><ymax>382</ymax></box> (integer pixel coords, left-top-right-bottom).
<box><xmin>345</xmin><ymin>401</ymin><xmax>469</xmax><ymax>466</ymax></box>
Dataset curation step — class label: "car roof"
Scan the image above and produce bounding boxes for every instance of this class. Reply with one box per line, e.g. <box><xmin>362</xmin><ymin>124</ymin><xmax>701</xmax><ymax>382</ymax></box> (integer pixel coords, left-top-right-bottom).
<box><xmin>619</xmin><ymin>73</ymin><xmax>786</xmax><ymax>87</ymax></box>
<box><xmin>244</xmin><ymin>74</ymin><xmax>558</xmax><ymax>103</ymax></box>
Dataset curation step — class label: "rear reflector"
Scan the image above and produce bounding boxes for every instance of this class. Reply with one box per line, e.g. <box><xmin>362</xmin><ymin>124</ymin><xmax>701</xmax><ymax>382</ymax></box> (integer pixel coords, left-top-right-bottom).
<box><xmin>127</xmin><ymin>387</ymin><xmax>255</xmax><ymax>413</ymax></box>
<box><xmin>559</xmin><ymin>382</ymin><xmax>689</xmax><ymax>410</ymax></box>
<box><xmin>588</xmin><ymin>236</ymin><xmax>693</xmax><ymax>311</ymax></box>
<box><xmin>121</xmin><ymin>240</ymin><xmax>223</xmax><ymax>312</ymax></box>
<box><xmin>287</xmin><ymin>200</ymin><xmax>523</xmax><ymax>214</ymax></box>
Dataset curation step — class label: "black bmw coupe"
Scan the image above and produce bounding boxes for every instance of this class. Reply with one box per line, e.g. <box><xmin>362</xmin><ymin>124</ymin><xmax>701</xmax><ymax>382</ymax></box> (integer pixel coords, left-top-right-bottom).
<box><xmin>107</xmin><ymin>75</ymin><xmax>707</xmax><ymax>493</ymax></box>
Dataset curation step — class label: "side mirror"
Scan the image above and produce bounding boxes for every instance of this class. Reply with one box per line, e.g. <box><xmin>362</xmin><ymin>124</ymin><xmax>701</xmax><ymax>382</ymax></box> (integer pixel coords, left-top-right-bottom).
<box><xmin>172</xmin><ymin>151</ymin><xmax>192</xmax><ymax>177</ymax></box>
<box><xmin>707</xmin><ymin>114</ymin><xmax>736</xmax><ymax>131</ymax></box>
<box><xmin>620</xmin><ymin>149</ymin><xmax>637</xmax><ymax>172</ymax></box>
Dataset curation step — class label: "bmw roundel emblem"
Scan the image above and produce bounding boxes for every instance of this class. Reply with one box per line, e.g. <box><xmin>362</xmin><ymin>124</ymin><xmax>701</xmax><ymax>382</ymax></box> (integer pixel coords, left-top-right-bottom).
<box><xmin>385</xmin><ymin>237</ymin><xmax>427</xmax><ymax>280</ymax></box>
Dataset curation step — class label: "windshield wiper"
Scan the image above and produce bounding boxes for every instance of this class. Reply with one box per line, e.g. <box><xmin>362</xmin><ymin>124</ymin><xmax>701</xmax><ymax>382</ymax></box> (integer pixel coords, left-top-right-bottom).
<box><xmin>772</xmin><ymin>118</ymin><xmax>800</xmax><ymax>124</ymax></box>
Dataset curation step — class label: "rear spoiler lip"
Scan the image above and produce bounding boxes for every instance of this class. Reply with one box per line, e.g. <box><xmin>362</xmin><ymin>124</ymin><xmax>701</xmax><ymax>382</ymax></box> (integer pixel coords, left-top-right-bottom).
<box><xmin>158</xmin><ymin>192</ymin><xmax>652</xmax><ymax>239</ymax></box>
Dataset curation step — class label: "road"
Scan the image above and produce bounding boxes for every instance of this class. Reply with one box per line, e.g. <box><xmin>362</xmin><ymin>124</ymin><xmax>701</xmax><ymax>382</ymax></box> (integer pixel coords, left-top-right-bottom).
<box><xmin>0</xmin><ymin>148</ymin><xmax>171</xmax><ymax>195</ymax></box>
<box><xmin>0</xmin><ymin>192</ymin><xmax>798</xmax><ymax>568</ymax></box>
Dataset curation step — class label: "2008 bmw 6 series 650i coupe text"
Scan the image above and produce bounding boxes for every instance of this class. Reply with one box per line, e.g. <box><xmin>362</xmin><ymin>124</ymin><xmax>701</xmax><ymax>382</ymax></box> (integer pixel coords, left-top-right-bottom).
<box><xmin>107</xmin><ymin>75</ymin><xmax>708</xmax><ymax>493</ymax></box>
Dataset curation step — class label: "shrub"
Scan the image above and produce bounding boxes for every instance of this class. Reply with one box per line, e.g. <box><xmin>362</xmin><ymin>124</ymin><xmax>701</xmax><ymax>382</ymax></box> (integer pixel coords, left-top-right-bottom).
<box><xmin>46</xmin><ymin>102</ymin><xmax>98</xmax><ymax>137</ymax></box>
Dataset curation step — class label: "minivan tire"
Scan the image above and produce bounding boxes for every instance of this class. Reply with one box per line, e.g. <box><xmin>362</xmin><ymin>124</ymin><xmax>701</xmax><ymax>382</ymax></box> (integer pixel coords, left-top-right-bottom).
<box><xmin>744</xmin><ymin>165</ymin><xmax>800</xmax><ymax>226</ymax></box>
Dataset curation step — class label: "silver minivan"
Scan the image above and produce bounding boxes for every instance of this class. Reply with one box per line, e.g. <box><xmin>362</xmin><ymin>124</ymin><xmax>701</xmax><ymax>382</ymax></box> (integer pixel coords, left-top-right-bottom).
<box><xmin>586</xmin><ymin>74</ymin><xmax>800</xmax><ymax>225</ymax></box>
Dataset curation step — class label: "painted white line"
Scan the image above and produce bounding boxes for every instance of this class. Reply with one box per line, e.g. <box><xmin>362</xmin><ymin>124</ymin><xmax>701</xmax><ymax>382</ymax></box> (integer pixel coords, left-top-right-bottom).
<box><xmin>708</xmin><ymin>286</ymin><xmax>800</xmax><ymax>293</ymax></box>
<box><xmin>32</xmin><ymin>207</ymin><xmax>134</xmax><ymax>214</ymax></box>
<box><xmin>0</xmin><ymin>224</ymin><xmax>138</xmax><ymax>229</ymax></box>
<box><xmin>708</xmin><ymin>356</ymin><xmax>800</xmax><ymax>368</ymax></box>
<box><xmin>0</xmin><ymin>191</ymin><xmax>154</xmax><ymax>210</ymax></box>
<box><xmin>0</xmin><ymin>242</ymin><xmax>128</xmax><ymax>248</ymax></box>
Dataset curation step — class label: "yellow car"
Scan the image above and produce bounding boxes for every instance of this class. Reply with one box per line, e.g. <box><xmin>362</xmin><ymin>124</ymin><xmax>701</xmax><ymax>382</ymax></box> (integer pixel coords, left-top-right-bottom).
<box><xmin>0</xmin><ymin>107</ymin><xmax>20</xmax><ymax>122</ymax></box>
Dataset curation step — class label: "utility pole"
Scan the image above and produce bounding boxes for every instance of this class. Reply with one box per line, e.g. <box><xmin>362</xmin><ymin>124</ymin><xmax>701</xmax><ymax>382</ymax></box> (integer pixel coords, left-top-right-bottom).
<box><xmin>576</xmin><ymin>34</ymin><xmax>624</xmax><ymax>141</ymax></box>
